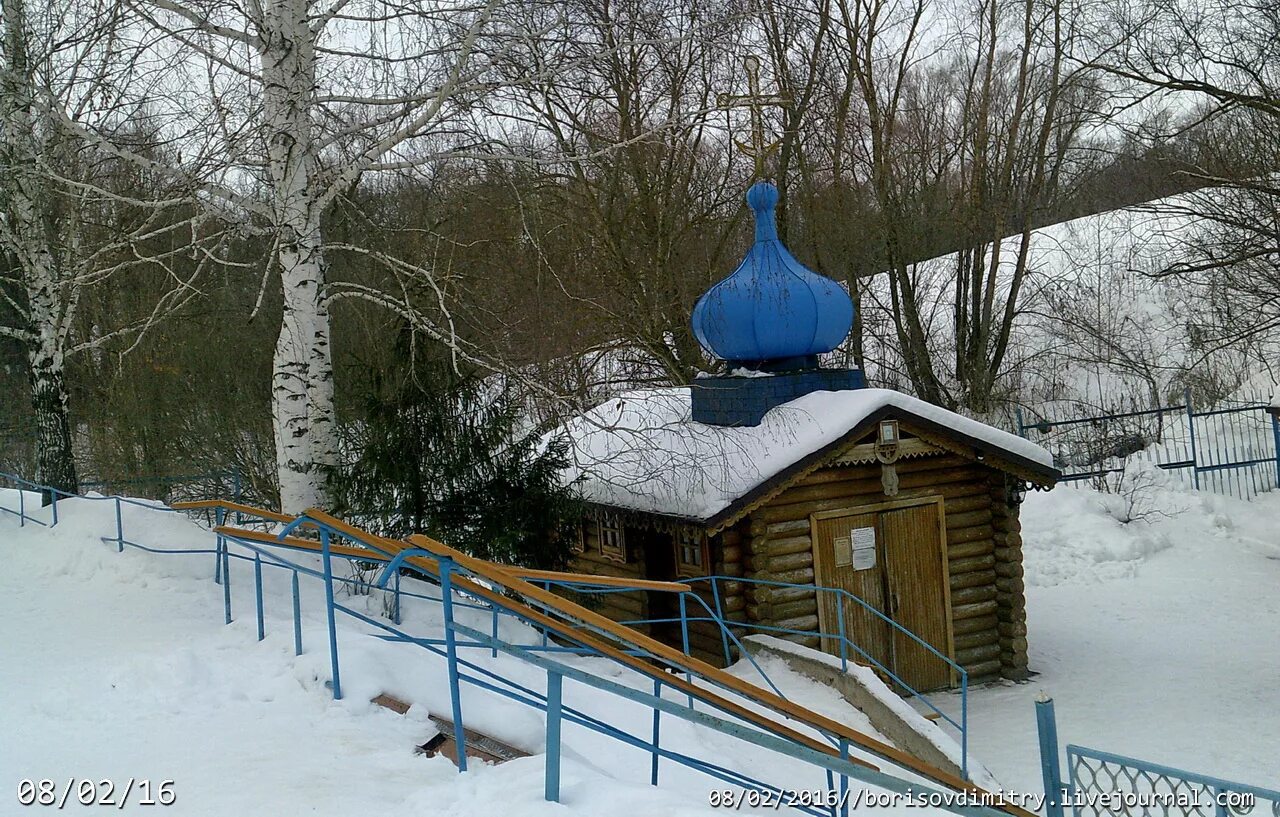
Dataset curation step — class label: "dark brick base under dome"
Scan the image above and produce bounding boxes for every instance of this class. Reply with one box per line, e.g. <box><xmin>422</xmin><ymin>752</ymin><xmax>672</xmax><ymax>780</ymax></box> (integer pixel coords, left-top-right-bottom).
<box><xmin>691</xmin><ymin>368</ymin><xmax>866</xmax><ymax>427</ymax></box>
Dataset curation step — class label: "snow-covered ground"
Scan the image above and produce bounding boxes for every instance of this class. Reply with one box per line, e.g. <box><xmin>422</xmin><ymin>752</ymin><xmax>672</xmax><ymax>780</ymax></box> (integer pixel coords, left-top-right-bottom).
<box><xmin>2</xmin><ymin>477</ymin><xmax>1277</xmax><ymax>815</ymax></box>
<box><xmin>0</xmin><ymin>493</ymin><xmax>940</xmax><ymax>816</ymax></box>
<box><xmin>942</xmin><ymin>477</ymin><xmax>1280</xmax><ymax>791</ymax></box>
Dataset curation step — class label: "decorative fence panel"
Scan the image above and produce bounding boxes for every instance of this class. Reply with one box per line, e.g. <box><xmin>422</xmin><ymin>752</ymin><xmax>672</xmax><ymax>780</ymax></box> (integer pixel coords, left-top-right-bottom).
<box><xmin>1016</xmin><ymin>391</ymin><xmax>1280</xmax><ymax>500</ymax></box>
<box><xmin>1066</xmin><ymin>745</ymin><xmax>1279</xmax><ymax>817</ymax></box>
<box><xmin>1037</xmin><ymin>698</ymin><xmax>1279</xmax><ymax>817</ymax></box>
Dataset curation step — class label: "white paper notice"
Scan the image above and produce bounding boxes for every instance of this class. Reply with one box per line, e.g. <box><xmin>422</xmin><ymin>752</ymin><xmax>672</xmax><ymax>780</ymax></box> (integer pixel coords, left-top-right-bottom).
<box><xmin>834</xmin><ymin>536</ymin><xmax>853</xmax><ymax>567</ymax></box>
<box><xmin>851</xmin><ymin>526</ymin><xmax>876</xmax><ymax>569</ymax></box>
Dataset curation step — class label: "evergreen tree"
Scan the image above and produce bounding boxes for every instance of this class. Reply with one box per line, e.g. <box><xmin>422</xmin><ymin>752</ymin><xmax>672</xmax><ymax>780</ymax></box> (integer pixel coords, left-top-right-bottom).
<box><xmin>335</xmin><ymin>339</ymin><xmax>581</xmax><ymax>570</ymax></box>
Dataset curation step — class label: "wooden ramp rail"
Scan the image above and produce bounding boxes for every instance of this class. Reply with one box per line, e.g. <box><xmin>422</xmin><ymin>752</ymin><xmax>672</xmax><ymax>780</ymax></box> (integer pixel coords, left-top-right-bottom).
<box><xmin>294</xmin><ymin>507</ymin><xmax>1033</xmax><ymax>817</ymax></box>
<box><xmin>171</xmin><ymin>499</ymin><xmax>298</xmax><ymax>525</ymax></box>
<box><xmin>211</xmin><ymin>522</ymin><xmax>692</xmax><ymax>594</ymax></box>
<box><xmin>204</xmin><ymin>504</ymin><xmax>1029</xmax><ymax>816</ymax></box>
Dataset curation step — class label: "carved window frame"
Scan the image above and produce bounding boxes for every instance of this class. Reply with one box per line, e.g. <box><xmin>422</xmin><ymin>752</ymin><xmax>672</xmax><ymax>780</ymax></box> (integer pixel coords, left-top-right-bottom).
<box><xmin>674</xmin><ymin>527</ymin><xmax>708</xmax><ymax>577</ymax></box>
<box><xmin>598</xmin><ymin>515</ymin><xmax>626</xmax><ymax>563</ymax></box>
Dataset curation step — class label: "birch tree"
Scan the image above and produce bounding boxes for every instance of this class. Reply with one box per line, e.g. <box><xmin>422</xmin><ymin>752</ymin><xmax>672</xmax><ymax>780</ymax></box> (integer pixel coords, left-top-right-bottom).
<box><xmin>97</xmin><ymin>0</ymin><xmax>568</xmax><ymax>511</ymax></box>
<box><xmin>1</xmin><ymin>0</ymin><xmax>222</xmax><ymax>500</ymax></box>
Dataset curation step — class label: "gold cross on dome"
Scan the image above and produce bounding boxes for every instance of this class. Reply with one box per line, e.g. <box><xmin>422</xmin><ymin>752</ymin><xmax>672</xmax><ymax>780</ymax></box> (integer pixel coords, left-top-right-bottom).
<box><xmin>717</xmin><ymin>54</ymin><xmax>792</xmax><ymax>178</ymax></box>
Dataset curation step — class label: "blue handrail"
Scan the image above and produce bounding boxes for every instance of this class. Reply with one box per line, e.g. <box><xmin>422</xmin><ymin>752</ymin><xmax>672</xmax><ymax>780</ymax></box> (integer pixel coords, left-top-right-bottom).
<box><xmin>0</xmin><ymin>475</ymin><xmax>1016</xmax><ymax>817</ymax></box>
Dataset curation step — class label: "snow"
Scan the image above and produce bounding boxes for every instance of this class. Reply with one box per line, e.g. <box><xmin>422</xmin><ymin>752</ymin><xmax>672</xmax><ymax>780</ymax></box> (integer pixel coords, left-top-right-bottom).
<box><xmin>934</xmin><ymin>476</ymin><xmax>1280</xmax><ymax>791</ymax></box>
<box><xmin>559</xmin><ymin>387</ymin><xmax>1053</xmax><ymax>520</ymax></box>
<box><xmin>0</xmin><ymin>493</ymin><xmax>955</xmax><ymax>816</ymax></box>
<box><xmin>5</xmin><ymin>473</ymin><xmax>1276</xmax><ymax>815</ymax></box>
<box><xmin>741</xmin><ymin>635</ymin><xmax>999</xmax><ymax>791</ymax></box>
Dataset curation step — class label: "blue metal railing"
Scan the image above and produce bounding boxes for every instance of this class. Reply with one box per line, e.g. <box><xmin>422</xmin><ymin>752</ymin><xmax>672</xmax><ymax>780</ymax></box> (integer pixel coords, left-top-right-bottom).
<box><xmin>1017</xmin><ymin>389</ymin><xmax>1280</xmax><ymax>500</ymax></box>
<box><xmin>483</xmin><ymin>570</ymin><xmax>970</xmax><ymax>778</ymax></box>
<box><xmin>0</xmin><ymin>475</ymin><xmax>1015</xmax><ymax>817</ymax></box>
<box><xmin>1036</xmin><ymin>698</ymin><xmax>1279</xmax><ymax>817</ymax></box>
<box><xmin>614</xmin><ymin>574</ymin><xmax>969</xmax><ymax>778</ymax></box>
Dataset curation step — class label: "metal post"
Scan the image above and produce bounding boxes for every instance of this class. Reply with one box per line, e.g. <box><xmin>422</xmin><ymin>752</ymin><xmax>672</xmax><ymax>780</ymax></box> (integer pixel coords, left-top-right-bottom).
<box><xmin>214</xmin><ymin>507</ymin><xmax>225</xmax><ymax>584</ymax></box>
<box><xmin>836</xmin><ymin>592</ymin><xmax>848</xmax><ymax>672</ymax></box>
<box><xmin>710</xmin><ymin>580</ymin><xmax>731</xmax><ymax>666</ymax></box>
<box><xmin>254</xmin><ymin>552</ymin><xmax>265</xmax><ymax>641</ymax></box>
<box><xmin>1016</xmin><ymin>407</ymin><xmax>1026</xmax><ymax>438</ymax></box>
<box><xmin>292</xmin><ymin>571</ymin><xmax>302</xmax><ymax>656</ymax></box>
<box><xmin>961</xmin><ymin>673</ymin><xmax>969</xmax><ymax>781</ymax></box>
<box><xmin>115</xmin><ymin>497</ymin><xmax>124</xmax><ymax>552</ymax></box>
<box><xmin>839</xmin><ymin>740</ymin><xmax>850</xmax><ymax>817</ymax></box>
<box><xmin>18</xmin><ymin>487</ymin><xmax>23</xmax><ymax>527</ymax></box>
<box><xmin>1035</xmin><ymin>695</ymin><xmax>1066</xmax><ymax>817</ymax></box>
<box><xmin>1271</xmin><ymin>413</ymin><xmax>1280</xmax><ymax>490</ymax></box>
<box><xmin>544</xmin><ymin>669</ymin><xmax>563</xmax><ymax>802</ymax></box>
<box><xmin>490</xmin><ymin>606</ymin><xmax>499</xmax><ymax>659</ymax></box>
<box><xmin>650</xmin><ymin>678</ymin><xmax>662</xmax><ymax>786</ymax></box>
<box><xmin>1185</xmin><ymin>388</ymin><xmax>1201</xmax><ymax>490</ymax></box>
<box><xmin>679</xmin><ymin>593</ymin><xmax>691</xmax><ymax>656</ymax></box>
<box><xmin>320</xmin><ymin>528</ymin><xmax>343</xmax><ymax>700</ymax></box>
<box><xmin>50</xmin><ymin>490</ymin><xmax>58</xmax><ymax>527</ymax></box>
<box><xmin>439</xmin><ymin>558</ymin><xmax>468</xmax><ymax>771</ymax></box>
<box><xmin>393</xmin><ymin>570</ymin><xmax>402</xmax><ymax>625</ymax></box>
<box><xmin>540</xmin><ymin>580</ymin><xmax>549</xmax><ymax>649</ymax></box>
<box><xmin>678</xmin><ymin>592</ymin><xmax>693</xmax><ymax>707</ymax></box>
<box><xmin>222</xmin><ymin>544</ymin><xmax>232</xmax><ymax>624</ymax></box>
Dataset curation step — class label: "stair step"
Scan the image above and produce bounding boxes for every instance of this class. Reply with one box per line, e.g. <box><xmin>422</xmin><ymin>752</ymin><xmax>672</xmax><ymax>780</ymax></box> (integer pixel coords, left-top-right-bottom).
<box><xmin>372</xmin><ymin>693</ymin><xmax>530</xmax><ymax>766</ymax></box>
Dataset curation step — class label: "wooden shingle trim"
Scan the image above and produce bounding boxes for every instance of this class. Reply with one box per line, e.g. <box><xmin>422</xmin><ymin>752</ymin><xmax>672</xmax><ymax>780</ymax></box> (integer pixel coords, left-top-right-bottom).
<box><xmin>703</xmin><ymin>405</ymin><xmax>1059</xmax><ymax>533</ymax></box>
<box><xmin>829</xmin><ymin>436</ymin><xmax>943</xmax><ymax>465</ymax></box>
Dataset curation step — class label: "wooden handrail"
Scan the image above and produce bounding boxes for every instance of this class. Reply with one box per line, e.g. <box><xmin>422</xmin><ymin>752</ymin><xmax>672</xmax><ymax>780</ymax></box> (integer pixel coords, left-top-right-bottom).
<box><xmin>213</xmin><ymin>525</ymin><xmax>389</xmax><ymax>563</ymax></box>
<box><xmin>171</xmin><ymin>499</ymin><xmax>297</xmax><ymax>525</ymax></box>
<box><xmin>503</xmin><ymin>568</ymin><xmax>691</xmax><ymax>594</ymax></box>
<box><xmin>286</xmin><ymin>508</ymin><xmax>1031</xmax><ymax>815</ymax></box>
<box><xmin>408</xmin><ymin>529</ymin><xmax>1031</xmax><ymax>815</ymax></box>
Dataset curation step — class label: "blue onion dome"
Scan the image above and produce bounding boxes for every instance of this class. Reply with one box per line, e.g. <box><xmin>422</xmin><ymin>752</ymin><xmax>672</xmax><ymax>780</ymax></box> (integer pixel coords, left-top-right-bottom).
<box><xmin>691</xmin><ymin>181</ymin><xmax>854</xmax><ymax>369</ymax></box>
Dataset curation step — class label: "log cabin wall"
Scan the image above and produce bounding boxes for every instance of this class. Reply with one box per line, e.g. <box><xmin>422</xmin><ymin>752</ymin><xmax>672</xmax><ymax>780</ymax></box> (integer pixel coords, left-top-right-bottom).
<box><xmin>685</xmin><ymin>520</ymin><xmax>749</xmax><ymax>666</ymax></box>
<box><xmin>570</xmin><ymin>520</ymin><xmax>650</xmax><ymax>635</ymax></box>
<box><xmin>736</xmin><ymin>443</ymin><xmax>1025</xmax><ymax>685</ymax></box>
<box><xmin>989</xmin><ymin>473</ymin><xmax>1030</xmax><ymax>681</ymax></box>
<box><xmin>569</xmin><ymin>517</ymin><xmax>751</xmax><ymax>665</ymax></box>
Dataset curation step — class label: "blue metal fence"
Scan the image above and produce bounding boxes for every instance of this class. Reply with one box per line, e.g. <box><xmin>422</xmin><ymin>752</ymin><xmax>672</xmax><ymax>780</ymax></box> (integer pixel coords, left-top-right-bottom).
<box><xmin>1036</xmin><ymin>698</ymin><xmax>1279</xmax><ymax>817</ymax></box>
<box><xmin>0</xmin><ymin>473</ymin><xmax>1017</xmax><ymax>817</ymax></box>
<box><xmin>1017</xmin><ymin>390</ymin><xmax>1280</xmax><ymax>500</ymax></box>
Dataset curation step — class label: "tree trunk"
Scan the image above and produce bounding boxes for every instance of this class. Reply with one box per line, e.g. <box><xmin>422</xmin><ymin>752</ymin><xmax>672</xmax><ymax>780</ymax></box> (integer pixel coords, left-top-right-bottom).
<box><xmin>272</xmin><ymin>229</ymin><xmax>338</xmax><ymax>513</ymax></box>
<box><xmin>263</xmin><ymin>0</ymin><xmax>338</xmax><ymax>513</ymax></box>
<box><xmin>2</xmin><ymin>0</ymin><xmax>78</xmax><ymax>502</ymax></box>
<box><xmin>28</xmin><ymin>332</ymin><xmax>78</xmax><ymax>503</ymax></box>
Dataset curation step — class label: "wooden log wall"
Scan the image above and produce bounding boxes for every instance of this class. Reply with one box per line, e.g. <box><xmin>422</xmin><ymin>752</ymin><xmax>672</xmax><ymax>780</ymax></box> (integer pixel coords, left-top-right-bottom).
<box><xmin>739</xmin><ymin>448</ymin><xmax>1021</xmax><ymax>685</ymax></box>
<box><xmin>683</xmin><ymin>520</ymin><xmax>749</xmax><ymax>666</ymax></box>
<box><xmin>989</xmin><ymin>473</ymin><xmax>1031</xmax><ymax>680</ymax></box>
<box><xmin>568</xmin><ymin>522</ymin><xmax>651</xmax><ymax>634</ymax></box>
<box><xmin>566</xmin><ymin>520</ymin><xmax>752</xmax><ymax>666</ymax></box>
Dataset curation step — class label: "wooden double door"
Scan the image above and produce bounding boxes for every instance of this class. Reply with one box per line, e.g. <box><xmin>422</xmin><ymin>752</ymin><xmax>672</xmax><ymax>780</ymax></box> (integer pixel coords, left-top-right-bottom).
<box><xmin>811</xmin><ymin>498</ymin><xmax>955</xmax><ymax>691</ymax></box>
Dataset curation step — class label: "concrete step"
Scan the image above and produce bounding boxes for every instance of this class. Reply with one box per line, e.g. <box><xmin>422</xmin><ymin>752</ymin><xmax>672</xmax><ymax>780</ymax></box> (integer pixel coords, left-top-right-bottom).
<box><xmin>741</xmin><ymin>635</ymin><xmax>992</xmax><ymax>784</ymax></box>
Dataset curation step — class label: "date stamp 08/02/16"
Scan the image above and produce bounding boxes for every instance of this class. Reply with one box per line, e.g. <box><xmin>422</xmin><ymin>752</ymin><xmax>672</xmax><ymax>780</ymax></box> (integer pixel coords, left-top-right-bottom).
<box><xmin>17</xmin><ymin>779</ymin><xmax>176</xmax><ymax>809</ymax></box>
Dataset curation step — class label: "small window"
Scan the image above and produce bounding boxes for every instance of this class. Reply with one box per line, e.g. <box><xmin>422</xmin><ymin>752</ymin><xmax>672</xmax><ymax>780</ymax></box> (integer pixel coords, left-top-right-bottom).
<box><xmin>598</xmin><ymin>516</ymin><xmax>626</xmax><ymax>563</ymax></box>
<box><xmin>675</xmin><ymin>527</ymin><xmax>707</xmax><ymax>577</ymax></box>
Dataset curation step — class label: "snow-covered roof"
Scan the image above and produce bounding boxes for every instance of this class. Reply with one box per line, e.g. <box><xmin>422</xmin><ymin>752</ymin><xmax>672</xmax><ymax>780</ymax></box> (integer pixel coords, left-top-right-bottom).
<box><xmin>558</xmin><ymin>387</ymin><xmax>1056</xmax><ymax>524</ymax></box>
